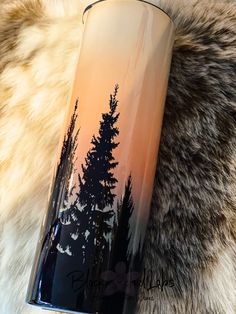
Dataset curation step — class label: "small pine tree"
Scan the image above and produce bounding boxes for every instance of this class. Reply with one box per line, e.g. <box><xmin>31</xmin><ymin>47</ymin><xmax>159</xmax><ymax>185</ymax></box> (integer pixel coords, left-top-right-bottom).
<box><xmin>50</xmin><ymin>99</ymin><xmax>80</xmax><ymax>211</ymax></box>
<box><xmin>40</xmin><ymin>100</ymin><xmax>80</xmax><ymax>299</ymax></box>
<box><xmin>47</xmin><ymin>99</ymin><xmax>79</xmax><ymax>240</ymax></box>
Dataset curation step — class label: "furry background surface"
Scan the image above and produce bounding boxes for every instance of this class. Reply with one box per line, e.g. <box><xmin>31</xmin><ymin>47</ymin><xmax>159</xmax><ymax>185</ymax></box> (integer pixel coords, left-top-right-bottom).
<box><xmin>0</xmin><ymin>0</ymin><xmax>235</xmax><ymax>313</ymax></box>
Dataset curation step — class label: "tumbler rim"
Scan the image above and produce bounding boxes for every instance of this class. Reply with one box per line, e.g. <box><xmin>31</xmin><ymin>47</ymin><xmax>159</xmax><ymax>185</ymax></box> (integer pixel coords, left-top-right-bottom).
<box><xmin>82</xmin><ymin>0</ymin><xmax>174</xmax><ymax>25</ymax></box>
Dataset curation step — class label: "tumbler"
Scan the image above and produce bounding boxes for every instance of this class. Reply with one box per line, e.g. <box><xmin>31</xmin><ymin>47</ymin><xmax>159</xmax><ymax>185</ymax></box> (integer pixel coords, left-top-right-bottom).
<box><xmin>26</xmin><ymin>1</ymin><xmax>174</xmax><ymax>313</ymax></box>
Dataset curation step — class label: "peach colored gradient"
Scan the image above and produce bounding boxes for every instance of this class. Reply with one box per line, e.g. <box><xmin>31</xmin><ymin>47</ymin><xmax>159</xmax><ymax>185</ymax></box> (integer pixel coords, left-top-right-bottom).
<box><xmin>59</xmin><ymin>0</ymin><xmax>174</xmax><ymax>241</ymax></box>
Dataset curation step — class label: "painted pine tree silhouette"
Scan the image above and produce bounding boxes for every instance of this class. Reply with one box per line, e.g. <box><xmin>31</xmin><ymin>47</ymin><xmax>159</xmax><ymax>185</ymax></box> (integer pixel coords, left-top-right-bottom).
<box><xmin>78</xmin><ymin>84</ymin><xmax>120</xmax><ymax>264</ymax></box>
<box><xmin>111</xmin><ymin>174</ymin><xmax>134</xmax><ymax>267</ymax></box>
<box><xmin>52</xmin><ymin>99</ymin><xmax>79</xmax><ymax>210</ymax></box>
<box><xmin>102</xmin><ymin>175</ymin><xmax>137</xmax><ymax>310</ymax></box>
<box><xmin>78</xmin><ymin>84</ymin><xmax>120</xmax><ymax>208</ymax></box>
<box><xmin>57</xmin><ymin>85</ymin><xmax>120</xmax><ymax>265</ymax></box>
<box><xmin>48</xmin><ymin>99</ymin><xmax>80</xmax><ymax>248</ymax></box>
<box><xmin>40</xmin><ymin>100</ymin><xmax>80</xmax><ymax>299</ymax></box>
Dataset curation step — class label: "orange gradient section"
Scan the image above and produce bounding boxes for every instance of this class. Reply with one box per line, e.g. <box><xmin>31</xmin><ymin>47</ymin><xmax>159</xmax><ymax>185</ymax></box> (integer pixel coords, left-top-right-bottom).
<box><xmin>60</xmin><ymin>0</ymin><xmax>174</xmax><ymax>240</ymax></box>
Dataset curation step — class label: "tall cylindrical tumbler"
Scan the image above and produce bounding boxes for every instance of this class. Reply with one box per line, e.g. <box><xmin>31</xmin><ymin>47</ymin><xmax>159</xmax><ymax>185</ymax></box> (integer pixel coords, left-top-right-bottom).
<box><xmin>26</xmin><ymin>1</ymin><xmax>174</xmax><ymax>313</ymax></box>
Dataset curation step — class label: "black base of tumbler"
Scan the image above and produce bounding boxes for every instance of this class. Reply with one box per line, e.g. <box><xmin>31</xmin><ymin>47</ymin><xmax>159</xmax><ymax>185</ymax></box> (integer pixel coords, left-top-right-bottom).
<box><xmin>27</xmin><ymin>300</ymin><xmax>94</xmax><ymax>314</ymax></box>
<box><xmin>26</xmin><ymin>282</ymin><xmax>138</xmax><ymax>313</ymax></box>
<box><xmin>27</xmin><ymin>290</ymin><xmax>138</xmax><ymax>314</ymax></box>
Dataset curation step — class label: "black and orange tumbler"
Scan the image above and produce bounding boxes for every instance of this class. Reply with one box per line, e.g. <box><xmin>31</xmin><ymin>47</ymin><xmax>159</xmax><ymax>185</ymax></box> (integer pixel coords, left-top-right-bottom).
<box><xmin>26</xmin><ymin>1</ymin><xmax>174</xmax><ymax>313</ymax></box>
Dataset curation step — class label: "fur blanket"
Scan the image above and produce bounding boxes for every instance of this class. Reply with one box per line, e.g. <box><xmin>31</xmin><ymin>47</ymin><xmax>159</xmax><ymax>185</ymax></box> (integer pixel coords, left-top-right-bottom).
<box><xmin>0</xmin><ymin>0</ymin><xmax>235</xmax><ymax>313</ymax></box>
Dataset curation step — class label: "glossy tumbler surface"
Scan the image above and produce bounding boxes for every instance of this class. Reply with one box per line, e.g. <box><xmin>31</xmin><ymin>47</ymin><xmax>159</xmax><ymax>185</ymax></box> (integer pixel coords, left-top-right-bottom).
<box><xmin>26</xmin><ymin>1</ymin><xmax>174</xmax><ymax>313</ymax></box>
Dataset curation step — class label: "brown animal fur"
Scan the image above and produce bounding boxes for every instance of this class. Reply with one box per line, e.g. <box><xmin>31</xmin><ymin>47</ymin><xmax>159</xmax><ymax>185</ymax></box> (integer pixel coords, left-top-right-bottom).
<box><xmin>0</xmin><ymin>1</ymin><xmax>235</xmax><ymax>313</ymax></box>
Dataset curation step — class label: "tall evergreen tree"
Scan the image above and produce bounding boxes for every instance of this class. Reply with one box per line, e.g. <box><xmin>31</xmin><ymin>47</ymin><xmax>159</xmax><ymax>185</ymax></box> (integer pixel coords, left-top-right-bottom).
<box><xmin>56</xmin><ymin>85</ymin><xmax>121</xmax><ymax>265</ymax></box>
<box><xmin>78</xmin><ymin>84</ymin><xmax>120</xmax><ymax>208</ymax></box>
<box><xmin>78</xmin><ymin>84</ymin><xmax>120</xmax><ymax>264</ymax></box>
<box><xmin>111</xmin><ymin>174</ymin><xmax>134</xmax><ymax>267</ymax></box>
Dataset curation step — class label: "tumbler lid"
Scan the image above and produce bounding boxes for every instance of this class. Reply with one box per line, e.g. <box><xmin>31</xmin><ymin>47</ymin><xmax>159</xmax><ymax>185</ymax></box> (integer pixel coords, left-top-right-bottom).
<box><xmin>82</xmin><ymin>0</ymin><xmax>173</xmax><ymax>25</ymax></box>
